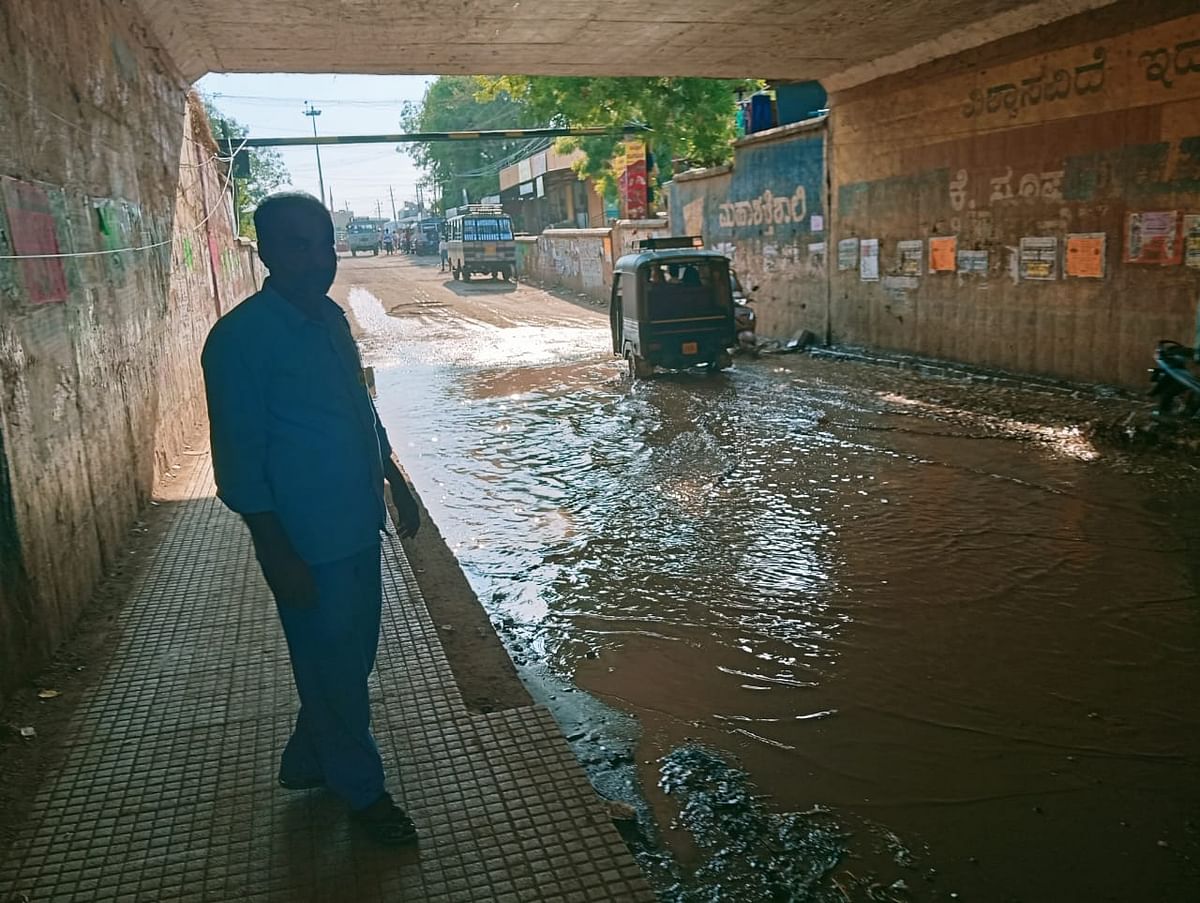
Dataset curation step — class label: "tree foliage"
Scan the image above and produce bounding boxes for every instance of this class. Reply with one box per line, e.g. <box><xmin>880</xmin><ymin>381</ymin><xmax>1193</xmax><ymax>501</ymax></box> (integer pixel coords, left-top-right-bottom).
<box><xmin>201</xmin><ymin>98</ymin><xmax>290</xmax><ymax>237</ymax></box>
<box><xmin>400</xmin><ymin>77</ymin><xmax>542</xmax><ymax>212</ymax></box>
<box><xmin>474</xmin><ymin>76</ymin><xmax>759</xmax><ymax>193</ymax></box>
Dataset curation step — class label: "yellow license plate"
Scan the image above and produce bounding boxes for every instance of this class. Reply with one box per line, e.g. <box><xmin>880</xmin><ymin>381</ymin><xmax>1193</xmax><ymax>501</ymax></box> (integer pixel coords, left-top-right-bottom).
<box><xmin>682</xmin><ymin>341</ymin><xmax>699</xmax><ymax>354</ymax></box>
<box><xmin>485</xmin><ymin>243</ymin><xmax>497</xmax><ymax>255</ymax></box>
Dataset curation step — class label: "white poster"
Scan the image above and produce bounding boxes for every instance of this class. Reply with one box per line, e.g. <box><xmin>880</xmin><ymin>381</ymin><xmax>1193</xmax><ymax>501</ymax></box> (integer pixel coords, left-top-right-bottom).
<box><xmin>1185</xmin><ymin>215</ymin><xmax>1200</xmax><ymax>269</ymax></box>
<box><xmin>837</xmin><ymin>238</ymin><xmax>859</xmax><ymax>271</ymax></box>
<box><xmin>810</xmin><ymin>214</ymin><xmax>824</xmax><ymax>232</ymax></box>
<box><xmin>860</xmin><ymin>239</ymin><xmax>880</xmax><ymax>281</ymax></box>
<box><xmin>1019</xmin><ymin>236</ymin><xmax>1058</xmax><ymax>281</ymax></box>
<box><xmin>957</xmin><ymin>249</ymin><xmax>989</xmax><ymax>275</ymax></box>
<box><xmin>897</xmin><ymin>239</ymin><xmax>923</xmax><ymax>276</ymax></box>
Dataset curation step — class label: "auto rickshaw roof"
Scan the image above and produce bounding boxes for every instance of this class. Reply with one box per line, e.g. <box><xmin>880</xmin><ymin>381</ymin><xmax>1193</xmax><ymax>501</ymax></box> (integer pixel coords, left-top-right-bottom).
<box><xmin>614</xmin><ymin>248</ymin><xmax>731</xmax><ymax>274</ymax></box>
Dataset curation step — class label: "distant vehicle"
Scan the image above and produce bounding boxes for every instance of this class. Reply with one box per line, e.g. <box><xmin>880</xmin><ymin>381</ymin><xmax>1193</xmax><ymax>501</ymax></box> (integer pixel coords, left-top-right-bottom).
<box><xmin>445</xmin><ymin>206</ymin><xmax>515</xmax><ymax>281</ymax></box>
<box><xmin>610</xmin><ymin>236</ymin><xmax>735</xmax><ymax>378</ymax></box>
<box><xmin>346</xmin><ymin>217</ymin><xmax>384</xmax><ymax>256</ymax></box>
<box><xmin>413</xmin><ymin>217</ymin><xmax>444</xmax><ymax>256</ymax></box>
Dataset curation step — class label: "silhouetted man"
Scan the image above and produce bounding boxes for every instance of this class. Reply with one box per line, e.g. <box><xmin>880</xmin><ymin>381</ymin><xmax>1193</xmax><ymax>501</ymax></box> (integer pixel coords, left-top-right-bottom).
<box><xmin>202</xmin><ymin>192</ymin><xmax>420</xmax><ymax>847</ymax></box>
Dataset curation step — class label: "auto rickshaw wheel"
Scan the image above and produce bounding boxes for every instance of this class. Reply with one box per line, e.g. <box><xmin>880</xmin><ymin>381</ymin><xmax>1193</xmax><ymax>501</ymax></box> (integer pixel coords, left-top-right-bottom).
<box><xmin>626</xmin><ymin>352</ymin><xmax>653</xmax><ymax>379</ymax></box>
<box><xmin>707</xmin><ymin>352</ymin><xmax>733</xmax><ymax>373</ymax></box>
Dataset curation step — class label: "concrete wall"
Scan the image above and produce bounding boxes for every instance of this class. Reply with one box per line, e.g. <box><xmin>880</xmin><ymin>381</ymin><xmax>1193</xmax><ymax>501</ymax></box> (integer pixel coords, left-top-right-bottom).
<box><xmin>669</xmin><ymin>123</ymin><xmax>828</xmax><ymax>339</ymax></box>
<box><xmin>515</xmin><ymin>220</ymin><xmax>671</xmax><ymax>303</ymax></box>
<box><xmin>610</xmin><ymin>219</ymin><xmax>671</xmax><ymax>261</ymax></box>
<box><xmin>829</xmin><ymin>0</ymin><xmax>1200</xmax><ymax>387</ymax></box>
<box><xmin>0</xmin><ymin>0</ymin><xmax>256</xmax><ymax>697</ymax></box>
<box><xmin>515</xmin><ymin>229</ymin><xmax>610</xmax><ymax>301</ymax></box>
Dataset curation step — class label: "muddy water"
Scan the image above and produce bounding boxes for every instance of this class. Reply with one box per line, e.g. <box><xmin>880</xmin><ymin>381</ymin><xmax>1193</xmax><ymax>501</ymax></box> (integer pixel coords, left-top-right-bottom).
<box><xmin>353</xmin><ymin>283</ymin><xmax>1200</xmax><ymax>901</ymax></box>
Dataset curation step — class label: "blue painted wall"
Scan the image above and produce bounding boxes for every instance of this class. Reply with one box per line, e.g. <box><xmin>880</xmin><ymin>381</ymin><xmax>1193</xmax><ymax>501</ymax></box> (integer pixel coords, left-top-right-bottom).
<box><xmin>670</xmin><ymin>127</ymin><xmax>828</xmax><ymax>338</ymax></box>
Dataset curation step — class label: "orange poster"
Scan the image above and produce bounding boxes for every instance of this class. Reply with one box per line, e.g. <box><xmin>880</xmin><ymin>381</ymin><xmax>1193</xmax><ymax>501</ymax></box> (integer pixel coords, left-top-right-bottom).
<box><xmin>929</xmin><ymin>236</ymin><xmax>957</xmax><ymax>272</ymax></box>
<box><xmin>1066</xmin><ymin>233</ymin><xmax>1106</xmax><ymax>278</ymax></box>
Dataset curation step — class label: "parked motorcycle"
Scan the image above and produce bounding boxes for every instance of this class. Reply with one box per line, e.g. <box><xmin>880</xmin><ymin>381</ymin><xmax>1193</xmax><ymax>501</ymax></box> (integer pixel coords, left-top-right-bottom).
<box><xmin>730</xmin><ymin>269</ymin><xmax>758</xmax><ymax>355</ymax></box>
<box><xmin>1148</xmin><ymin>339</ymin><xmax>1200</xmax><ymax>418</ymax></box>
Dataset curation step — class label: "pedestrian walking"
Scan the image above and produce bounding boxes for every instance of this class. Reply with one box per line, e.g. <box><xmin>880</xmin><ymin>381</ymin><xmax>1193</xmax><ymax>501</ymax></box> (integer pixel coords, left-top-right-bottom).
<box><xmin>439</xmin><ymin>235</ymin><xmax>448</xmax><ymax>272</ymax></box>
<box><xmin>201</xmin><ymin>192</ymin><xmax>422</xmax><ymax>847</ymax></box>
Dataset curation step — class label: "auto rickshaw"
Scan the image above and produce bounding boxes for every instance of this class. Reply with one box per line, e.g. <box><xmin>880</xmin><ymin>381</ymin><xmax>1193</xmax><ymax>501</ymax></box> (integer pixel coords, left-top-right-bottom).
<box><xmin>610</xmin><ymin>237</ymin><xmax>736</xmax><ymax>378</ymax></box>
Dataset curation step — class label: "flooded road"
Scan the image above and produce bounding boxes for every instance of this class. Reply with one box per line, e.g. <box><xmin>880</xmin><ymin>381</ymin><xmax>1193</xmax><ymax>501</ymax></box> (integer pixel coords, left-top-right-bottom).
<box><xmin>335</xmin><ymin>256</ymin><xmax>1200</xmax><ymax>901</ymax></box>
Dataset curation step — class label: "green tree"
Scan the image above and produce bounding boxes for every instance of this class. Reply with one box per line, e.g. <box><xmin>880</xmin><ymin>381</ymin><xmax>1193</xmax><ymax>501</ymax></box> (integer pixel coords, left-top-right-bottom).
<box><xmin>474</xmin><ymin>76</ymin><xmax>759</xmax><ymax>195</ymax></box>
<box><xmin>401</xmin><ymin>77</ymin><xmax>543</xmax><ymax>212</ymax></box>
<box><xmin>201</xmin><ymin>97</ymin><xmax>289</xmax><ymax>237</ymax></box>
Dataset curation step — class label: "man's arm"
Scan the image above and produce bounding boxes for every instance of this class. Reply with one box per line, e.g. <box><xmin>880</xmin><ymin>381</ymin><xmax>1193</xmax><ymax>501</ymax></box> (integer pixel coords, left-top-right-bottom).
<box><xmin>202</xmin><ymin>327</ymin><xmax>274</xmax><ymax>516</ymax></box>
<box><xmin>372</xmin><ymin>403</ymin><xmax>420</xmax><ymax>538</ymax></box>
<box><xmin>202</xmin><ymin>328</ymin><xmax>317</xmax><ymax>606</ymax></box>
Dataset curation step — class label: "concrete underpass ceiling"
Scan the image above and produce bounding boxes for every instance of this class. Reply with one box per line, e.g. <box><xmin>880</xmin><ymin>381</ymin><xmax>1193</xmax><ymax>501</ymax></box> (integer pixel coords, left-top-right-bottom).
<box><xmin>143</xmin><ymin>0</ymin><xmax>1117</xmax><ymax>88</ymax></box>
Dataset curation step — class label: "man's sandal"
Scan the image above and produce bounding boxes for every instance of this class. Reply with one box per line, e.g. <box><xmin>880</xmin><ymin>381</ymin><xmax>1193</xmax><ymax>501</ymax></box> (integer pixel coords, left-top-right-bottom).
<box><xmin>351</xmin><ymin>792</ymin><xmax>419</xmax><ymax>846</ymax></box>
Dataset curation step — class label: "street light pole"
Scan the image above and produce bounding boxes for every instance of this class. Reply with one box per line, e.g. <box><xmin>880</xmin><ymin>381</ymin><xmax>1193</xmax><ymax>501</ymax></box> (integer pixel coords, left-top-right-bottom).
<box><xmin>303</xmin><ymin>102</ymin><xmax>326</xmax><ymax>208</ymax></box>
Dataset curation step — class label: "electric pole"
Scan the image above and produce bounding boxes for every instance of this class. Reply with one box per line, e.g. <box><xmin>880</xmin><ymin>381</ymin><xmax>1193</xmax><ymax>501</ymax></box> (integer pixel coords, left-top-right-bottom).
<box><xmin>388</xmin><ymin>186</ymin><xmax>397</xmax><ymax>221</ymax></box>
<box><xmin>375</xmin><ymin>199</ymin><xmax>383</xmax><ymax>221</ymax></box>
<box><xmin>303</xmin><ymin>102</ymin><xmax>326</xmax><ymax>208</ymax></box>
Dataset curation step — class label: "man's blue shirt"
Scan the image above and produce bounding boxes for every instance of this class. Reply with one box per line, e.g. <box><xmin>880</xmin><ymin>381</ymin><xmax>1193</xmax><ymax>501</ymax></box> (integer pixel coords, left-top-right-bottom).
<box><xmin>202</xmin><ymin>280</ymin><xmax>391</xmax><ymax>565</ymax></box>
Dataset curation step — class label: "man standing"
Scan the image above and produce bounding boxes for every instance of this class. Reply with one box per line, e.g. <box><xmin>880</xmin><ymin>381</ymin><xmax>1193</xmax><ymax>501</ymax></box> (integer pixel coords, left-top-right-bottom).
<box><xmin>438</xmin><ymin>233</ymin><xmax>449</xmax><ymax>273</ymax></box>
<box><xmin>202</xmin><ymin>192</ymin><xmax>421</xmax><ymax>847</ymax></box>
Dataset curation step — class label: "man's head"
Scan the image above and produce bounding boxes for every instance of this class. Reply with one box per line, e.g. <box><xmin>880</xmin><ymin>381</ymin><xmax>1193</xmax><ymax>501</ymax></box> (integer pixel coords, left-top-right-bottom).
<box><xmin>254</xmin><ymin>192</ymin><xmax>336</xmax><ymax>300</ymax></box>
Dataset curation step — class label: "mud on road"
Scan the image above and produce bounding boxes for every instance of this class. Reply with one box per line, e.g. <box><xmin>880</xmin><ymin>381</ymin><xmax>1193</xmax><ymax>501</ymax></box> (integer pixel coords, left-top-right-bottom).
<box><xmin>335</xmin><ymin>254</ymin><xmax>1200</xmax><ymax>902</ymax></box>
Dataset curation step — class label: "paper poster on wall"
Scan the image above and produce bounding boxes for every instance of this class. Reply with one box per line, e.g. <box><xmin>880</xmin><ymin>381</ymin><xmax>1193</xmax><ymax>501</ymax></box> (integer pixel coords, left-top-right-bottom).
<box><xmin>1</xmin><ymin>177</ymin><xmax>70</xmax><ymax>303</ymax></box>
<box><xmin>1125</xmin><ymin>211</ymin><xmax>1181</xmax><ymax>265</ymax></box>
<box><xmin>808</xmin><ymin>242</ymin><xmax>827</xmax><ymax>272</ymax></box>
<box><xmin>1019</xmin><ymin>237</ymin><xmax>1058</xmax><ymax>281</ymax></box>
<box><xmin>1184</xmin><ymin>216</ymin><xmax>1200</xmax><ymax>269</ymax></box>
<box><xmin>859</xmin><ymin>239</ymin><xmax>880</xmax><ymax>281</ymax></box>
<box><xmin>810</xmin><ymin>214</ymin><xmax>824</xmax><ymax>232</ymax></box>
<box><xmin>1066</xmin><ymin>233</ymin><xmax>1106</xmax><ymax>278</ymax></box>
<box><xmin>897</xmin><ymin>240</ymin><xmax>923</xmax><ymax>276</ymax></box>
<box><xmin>837</xmin><ymin>238</ymin><xmax>859</xmax><ymax>271</ymax></box>
<box><xmin>929</xmin><ymin>236</ymin><xmax>957</xmax><ymax>272</ymax></box>
<box><xmin>957</xmin><ymin>249</ymin><xmax>989</xmax><ymax>275</ymax></box>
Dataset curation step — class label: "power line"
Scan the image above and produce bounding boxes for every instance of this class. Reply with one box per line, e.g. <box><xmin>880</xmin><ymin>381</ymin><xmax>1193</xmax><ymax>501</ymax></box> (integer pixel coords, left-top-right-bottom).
<box><xmin>221</xmin><ymin>124</ymin><xmax>651</xmax><ymax>150</ymax></box>
<box><xmin>0</xmin><ymin>139</ymin><xmax>248</xmax><ymax>261</ymax></box>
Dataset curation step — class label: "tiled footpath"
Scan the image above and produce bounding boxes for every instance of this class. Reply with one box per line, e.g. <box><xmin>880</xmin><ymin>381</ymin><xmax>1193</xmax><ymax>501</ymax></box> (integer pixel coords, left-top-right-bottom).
<box><xmin>0</xmin><ymin>454</ymin><xmax>654</xmax><ymax>902</ymax></box>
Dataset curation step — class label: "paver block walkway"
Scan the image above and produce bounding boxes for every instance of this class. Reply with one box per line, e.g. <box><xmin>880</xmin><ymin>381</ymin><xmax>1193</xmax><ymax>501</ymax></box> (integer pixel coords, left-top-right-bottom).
<box><xmin>0</xmin><ymin>454</ymin><xmax>653</xmax><ymax>902</ymax></box>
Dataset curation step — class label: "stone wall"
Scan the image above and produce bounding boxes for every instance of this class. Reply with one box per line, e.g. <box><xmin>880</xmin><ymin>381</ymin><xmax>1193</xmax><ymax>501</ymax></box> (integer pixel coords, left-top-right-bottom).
<box><xmin>828</xmin><ymin>0</ymin><xmax>1200</xmax><ymax>387</ymax></box>
<box><xmin>0</xmin><ymin>0</ymin><xmax>256</xmax><ymax>697</ymax></box>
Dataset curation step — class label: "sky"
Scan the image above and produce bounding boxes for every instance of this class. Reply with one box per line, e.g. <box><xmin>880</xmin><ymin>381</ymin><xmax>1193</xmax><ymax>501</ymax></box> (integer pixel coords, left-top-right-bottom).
<box><xmin>195</xmin><ymin>73</ymin><xmax>436</xmax><ymax>219</ymax></box>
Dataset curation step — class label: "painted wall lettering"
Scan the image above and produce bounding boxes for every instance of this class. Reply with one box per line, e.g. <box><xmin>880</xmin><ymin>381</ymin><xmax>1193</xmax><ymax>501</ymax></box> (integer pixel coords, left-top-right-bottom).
<box><xmin>1139</xmin><ymin>39</ymin><xmax>1200</xmax><ymax>89</ymax></box>
<box><xmin>949</xmin><ymin>170</ymin><xmax>969</xmax><ymax>211</ymax></box>
<box><xmin>718</xmin><ymin>186</ymin><xmax>807</xmax><ymax>232</ymax></box>
<box><xmin>962</xmin><ymin>47</ymin><xmax>1106</xmax><ymax>119</ymax></box>
<box><xmin>988</xmin><ymin>168</ymin><xmax>1065</xmax><ymax>204</ymax></box>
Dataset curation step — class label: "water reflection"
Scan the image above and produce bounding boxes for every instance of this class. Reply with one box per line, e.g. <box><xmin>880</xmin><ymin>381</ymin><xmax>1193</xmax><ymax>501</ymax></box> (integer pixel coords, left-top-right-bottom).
<box><xmin>359</xmin><ymin>284</ymin><xmax>1200</xmax><ymax>901</ymax></box>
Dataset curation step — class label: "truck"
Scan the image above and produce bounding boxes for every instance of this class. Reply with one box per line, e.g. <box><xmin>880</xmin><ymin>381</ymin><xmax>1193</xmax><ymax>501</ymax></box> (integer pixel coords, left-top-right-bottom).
<box><xmin>346</xmin><ymin>217</ymin><xmax>384</xmax><ymax>256</ymax></box>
